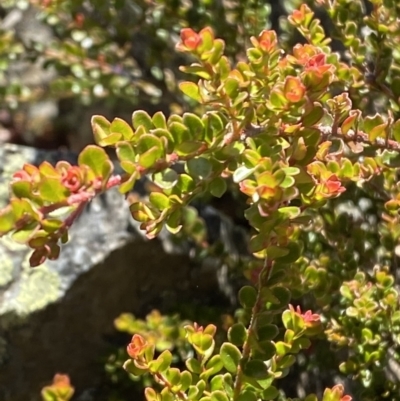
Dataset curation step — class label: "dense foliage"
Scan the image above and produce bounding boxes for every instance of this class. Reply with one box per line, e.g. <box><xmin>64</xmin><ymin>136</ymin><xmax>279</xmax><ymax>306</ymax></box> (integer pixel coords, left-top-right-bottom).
<box><xmin>1</xmin><ymin>0</ymin><xmax>400</xmax><ymax>400</ymax></box>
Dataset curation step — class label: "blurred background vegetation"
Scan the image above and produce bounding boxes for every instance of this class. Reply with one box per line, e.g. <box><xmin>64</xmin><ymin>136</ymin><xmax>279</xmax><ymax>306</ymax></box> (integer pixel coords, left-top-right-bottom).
<box><xmin>0</xmin><ymin>0</ymin><xmax>299</xmax><ymax>152</ymax></box>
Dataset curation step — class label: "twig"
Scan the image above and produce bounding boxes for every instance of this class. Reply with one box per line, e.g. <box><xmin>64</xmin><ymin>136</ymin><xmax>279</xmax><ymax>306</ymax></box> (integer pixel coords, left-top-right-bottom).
<box><xmin>233</xmin><ymin>256</ymin><xmax>274</xmax><ymax>399</ymax></box>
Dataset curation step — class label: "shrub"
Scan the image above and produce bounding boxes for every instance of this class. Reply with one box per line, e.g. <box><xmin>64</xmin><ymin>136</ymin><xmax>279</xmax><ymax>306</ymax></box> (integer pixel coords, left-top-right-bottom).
<box><xmin>2</xmin><ymin>1</ymin><xmax>400</xmax><ymax>400</ymax></box>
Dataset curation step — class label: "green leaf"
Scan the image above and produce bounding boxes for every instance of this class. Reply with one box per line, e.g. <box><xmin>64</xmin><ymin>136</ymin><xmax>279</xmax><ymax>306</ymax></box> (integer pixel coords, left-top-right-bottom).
<box><xmin>149</xmin><ymin>192</ymin><xmax>170</xmax><ymax>209</ymax></box>
<box><xmin>381</xmin><ymin>150</ymin><xmax>400</xmax><ymax>167</ymax></box>
<box><xmin>210</xmin><ymin>391</ymin><xmax>229</xmax><ymax>401</ymax></box>
<box><xmin>148</xmin><ymin>350</ymin><xmax>172</xmax><ymax>373</ymax></box>
<box><xmin>151</xmin><ymin>128</ymin><xmax>175</xmax><ymax>153</ymax></box>
<box><xmin>208</xmin><ymin>39</ymin><xmax>225</xmax><ymax>64</ymax></box>
<box><xmin>278</xmin><ymin>354</ymin><xmax>296</xmax><ymax>369</ymax></box>
<box><xmin>94</xmin><ymin>131</ymin><xmax>122</xmax><ymax>147</ymax></box>
<box><xmin>255</xmin><ymin>311</ymin><xmax>273</xmax><ymax>327</ymax></box>
<box><xmin>166</xmin><ymin>209</ymin><xmax>182</xmax><ymax>234</ymax></box>
<box><xmin>160</xmin><ymin>387</ymin><xmax>176</xmax><ymax>401</ymax></box>
<box><xmin>341</xmin><ymin>111</ymin><xmax>360</xmax><ymax>135</ymax></box>
<box><xmin>233</xmin><ymin>166</ymin><xmax>255</xmax><ymax>183</ymax></box>
<box><xmin>200</xmin><ymin>355</ymin><xmax>224</xmax><ymax>380</ymax></box>
<box><xmin>137</xmin><ymin>134</ymin><xmax>163</xmax><ymax>155</ymax></box>
<box><xmin>180</xmin><ymin>371</ymin><xmax>192</xmax><ymax>391</ymax></box>
<box><xmin>130</xmin><ymin>202</ymin><xmax>157</xmax><ymax>222</ymax></box>
<box><xmin>41</xmin><ymin>219</ymin><xmax>63</xmax><ymax>233</ymax></box>
<box><xmin>209</xmin><ymin>177</ymin><xmax>227</xmax><ymax>198</ymax></box>
<box><xmin>218</xmin><ymin>56</ymin><xmax>231</xmax><ymax>80</ymax></box>
<box><xmin>166</xmin><ymin>368</ymin><xmax>181</xmax><ymax>386</ymax></box>
<box><xmin>176</xmin><ymin>174</ymin><xmax>195</xmax><ymax>194</ymax></box>
<box><xmin>116</xmin><ymin>142</ymin><xmax>136</xmax><ymax>162</ymax></box>
<box><xmin>237</xmin><ymin>391</ymin><xmax>258</xmax><ymax>401</ymax></box>
<box><xmin>257</xmin><ymin>341</ymin><xmax>276</xmax><ymax>360</ymax></box>
<box><xmin>78</xmin><ymin>145</ymin><xmax>110</xmax><ymax>178</ymax></box>
<box><xmin>153</xmin><ymin>169</ymin><xmax>179</xmax><ymax>189</ymax></box>
<box><xmin>102</xmin><ymin>159</ymin><xmax>114</xmax><ymax>186</ymax></box>
<box><xmin>243</xmin><ymin>360</ymin><xmax>269</xmax><ymax>379</ymax></box>
<box><xmin>38</xmin><ymin>178</ymin><xmax>69</xmax><ymax>202</ymax></box>
<box><xmin>144</xmin><ymin>387</ymin><xmax>158</xmax><ymax>401</ymax></box>
<box><xmin>279</xmin><ymin>175</ymin><xmax>295</xmax><ymax>188</ymax></box>
<box><xmin>261</xmin><ymin>386</ymin><xmax>279</xmax><ymax>400</ymax></box>
<box><xmin>210</xmin><ymin>375</ymin><xmax>224</xmax><ymax>392</ymax></box>
<box><xmin>363</xmin><ymin>114</ymin><xmax>384</xmax><ymax>134</ymax></box>
<box><xmin>119</xmin><ymin>172</ymin><xmax>137</xmax><ymax>194</ymax></box>
<box><xmin>190</xmin><ymin>333</ymin><xmax>214</xmax><ymax>354</ymax></box>
<box><xmin>188</xmin><ymin>386</ymin><xmax>200</xmax><ymax>400</ymax></box>
<box><xmin>186</xmin><ymin>157</ymin><xmax>212</xmax><ymax>179</ymax></box>
<box><xmin>277</xmin><ymin>241</ymin><xmax>302</xmax><ymax>264</ymax></box>
<box><xmin>120</xmin><ymin>161</ymin><xmax>136</xmax><ymax>175</ymax></box>
<box><xmin>139</xmin><ymin>146</ymin><xmax>162</xmax><ymax>168</ymax></box>
<box><xmin>11</xmin><ymin>181</ymin><xmax>33</xmax><ymax>199</ymax></box>
<box><xmin>224</xmin><ymin>77</ymin><xmax>239</xmax><ymax>97</ymax></box>
<box><xmin>91</xmin><ymin>115</ymin><xmax>111</xmax><ymax>145</ymax></box>
<box><xmin>271</xmin><ymin>287</ymin><xmax>291</xmax><ymax>306</ymax></box>
<box><xmin>278</xmin><ymin>207</ymin><xmax>301</xmax><ymax>219</ymax></box>
<box><xmin>239</xmin><ymin>286</ymin><xmax>258</xmax><ymax>308</ymax></box>
<box><xmin>369</xmin><ymin>123</ymin><xmax>387</xmax><ymax>142</ymax></box>
<box><xmin>39</xmin><ymin>161</ymin><xmax>59</xmax><ymax>178</ymax></box>
<box><xmin>220</xmin><ymin>343</ymin><xmax>242</xmax><ymax>373</ymax></box>
<box><xmin>169</xmin><ymin>121</ymin><xmax>191</xmax><ymax>144</ymax></box>
<box><xmin>176</xmin><ymin>141</ymin><xmax>204</xmax><ymax>156</ymax></box>
<box><xmin>180</xmin><ymin>65</ymin><xmax>212</xmax><ymax>79</ymax></box>
<box><xmin>222</xmin><ymin>374</ymin><xmax>234</xmax><ymax>397</ymax></box>
<box><xmin>123</xmin><ymin>359</ymin><xmax>148</xmax><ymax>376</ymax></box>
<box><xmin>269</xmin><ymin>90</ymin><xmax>287</xmax><ymax>109</ymax></box>
<box><xmin>266</xmin><ymin>246</ymin><xmax>289</xmax><ymax>260</ymax></box>
<box><xmin>183</xmin><ymin>113</ymin><xmax>205</xmax><ymax>140</ymax></box>
<box><xmin>274</xmin><ymin>341</ymin><xmax>291</xmax><ymax>356</ymax></box>
<box><xmin>282</xmin><ymin>167</ymin><xmax>300</xmax><ymax>176</ymax></box>
<box><xmin>228</xmin><ymin>323</ymin><xmax>247</xmax><ymax>346</ymax></box>
<box><xmin>132</xmin><ymin>110</ymin><xmax>153</xmax><ymax>131</ymax></box>
<box><xmin>179</xmin><ymin>81</ymin><xmax>202</xmax><ymax>102</ymax></box>
<box><xmin>392</xmin><ymin>119</ymin><xmax>400</xmax><ymax>142</ymax></box>
<box><xmin>0</xmin><ymin>206</ymin><xmax>17</xmax><ymax>235</ymax></box>
<box><xmin>137</xmin><ymin>135</ymin><xmax>164</xmax><ymax>168</ymax></box>
<box><xmin>257</xmin><ymin>324</ymin><xmax>279</xmax><ymax>341</ymax></box>
<box><xmin>302</xmin><ymin>103</ymin><xmax>324</xmax><ymax>126</ymax></box>
<box><xmin>111</xmin><ymin>118</ymin><xmax>134</xmax><ymax>140</ymax></box>
<box><xmin>204</xmin><ymin>112</ymin><xmax>225</xmax><ymax>144</ymax></box>
<box><xmin>186</xmin><ymin>358</ymin><xmax>202</xmax><ymax>374</ymax></box>
<box><xmin>152</xmin><ymin>111</ymin><xmax>167</xmax><ymax>129</ymax></box>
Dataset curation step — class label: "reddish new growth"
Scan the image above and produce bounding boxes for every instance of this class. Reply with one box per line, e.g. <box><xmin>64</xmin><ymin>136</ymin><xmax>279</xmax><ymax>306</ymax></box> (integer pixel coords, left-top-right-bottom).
<box><xmin>127</xmin><ymin>334</ymin><xmax>147</xmax><ymax>359</ymax></box>
<box><xmin>41</xmin><ymin>373</ymin><xmax>75</xmax><ymax>401</ymax></box>
<box><xmin>186</xmin><ymin>322</ymin><xmax>217</xmax><ymax>336</ymax></box>
<box><xmin>290</xmin><ymin>304</ymin><xmax>321</xmax><ymax>327</ymax></box>
<box><xmin>60</xmin><ymin>165</ymin><xmax>84</xmax><ymax>192</ymax></box>
<box><xmin>51</xmin><ymin>374</ymin><xmax>73</xmax><ymax>388</ymax></box>
<box><xmin>319</xmin><ymin>174</ymin><xmax>346</xmax><ymax>198</ymax></box>
<box><xmin>253</xmin><ymin>30</ymin><xmax>278</xmax><ymax>53</ymax></box>
<box><xmin>284</xmin><ymin>76</ymin><xmax>306</xmax><ymax>103</ymax></box>
<box><xmin>331</xmin><ymin>384</ymin><xmax>352</xmax><ymax>401</ymax></box>
<box><xmin>12</xmin><ymin>170</ymin><xmax>31</xmax><ymax>182</ymax></box>
<box><xmin>179</xmin><ymin>28</ymin><xmax>202</xmax><ymax>51</ymax></box>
